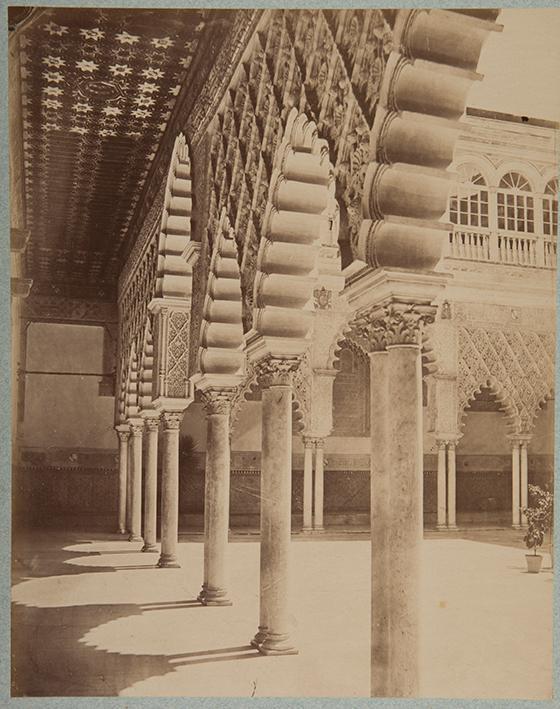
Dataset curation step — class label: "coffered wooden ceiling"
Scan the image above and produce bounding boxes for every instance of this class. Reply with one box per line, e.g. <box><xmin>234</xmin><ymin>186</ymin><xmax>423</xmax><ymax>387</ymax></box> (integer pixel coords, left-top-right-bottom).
<box><xmin>13</xmin><ymin>7</ymin><xmax>230</xmax><ymax>301</ymax></box>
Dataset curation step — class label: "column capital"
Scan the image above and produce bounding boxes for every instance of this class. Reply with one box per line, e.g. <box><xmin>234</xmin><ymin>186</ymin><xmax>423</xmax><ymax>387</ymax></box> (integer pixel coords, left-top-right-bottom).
<box><xmin>302</xmin><ymin>436</ymin><xmax>315</xmax><ymax>449</ymax></box>
<box><xmin>348</xmin><ymin>301</ymin><xmax>436</xmax><ymax>352</ymax></box>
<box><xmin>144</xmin><ymin>416</ymin><xmax>161</xmax><ymax>433</ymax></box>
<box><xmin>200</xmin><ymin>387</ymin><xmax>237</xmax><ymax>416</ymax></box>
<box><xmin>162</xmin><ymin>410</ymin><xmax>183</xmax><ymax>430</ymax></box>
<box><xmin>255</xmin><ymin>356</ymin><xmax>301</xmax><ymax>388</ymax></box>
<box><xmin>129</xmin><ymin>420</ymin><xmax>144</xmax><ymax>437</ymax></box>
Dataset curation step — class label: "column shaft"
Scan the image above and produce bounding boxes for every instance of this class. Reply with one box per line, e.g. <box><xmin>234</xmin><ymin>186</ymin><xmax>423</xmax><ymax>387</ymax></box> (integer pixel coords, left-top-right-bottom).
<box><xmin>126</xmin><ymin>435</ymin><xmax>133</xmax><ymax>533</ymax></box>
<box><xmin>313</xmin><ymin>442</ymin><xmax>325</xmax><ymax>530</ymax></box>
<box><xmin>257</xmin><ymin>380</ymin><xmax>297</xmax><ymax>655</ymax></box>
<box><xmin>142</xmin><ymin>420</ymin><xmax>159</xmax><ymax>552</ymax></box>
<box><xmin>447</xmin><ymin>443</ymin><xmax>457</xmax><ymax>529</ymax></box>
<box><xmin>129</xmin><ymin>424</ymin><xmax>143</xmax><ymax>542</ymax></box>
<box><xmin>158</xmin><ymin>412</ymin><xmax>182</xmax><ymax>567</ymax></box>
<box><xmin>512</xmin><ymin>443</ymin><xmax>521</xmax><ymax>528</ymax></box>
<box><xmin>117</xmin><ymin>431</ymin><xmax>129</xmax><ymax>534</ymax></box>
<box><xmin>302</xmin><ymin>439</ymin><xmax>314</xmax><ymax>531</ymax></box>
<box><xmin>520</xmin><ymin>442</ymin><xmax>529</xmax><ymax>526</ymax></box>
<box><xmin>371</xmin><ymin>344</ymin><xmax>423</xmax><ymax>697</ymax></box>
<box><xmin>370</xmin><ymin>351</ymin><xmax>391</xmax><ymax>697</ymax></box>
<box><xmin>200</xmin><ymin>406</ymin><xmax>232</xmax><ymax>605</ymax></box>
<box><xmin>436</xmin><ymin>441</ymin><xmax>447</xmax><ymax>529</ymax></box>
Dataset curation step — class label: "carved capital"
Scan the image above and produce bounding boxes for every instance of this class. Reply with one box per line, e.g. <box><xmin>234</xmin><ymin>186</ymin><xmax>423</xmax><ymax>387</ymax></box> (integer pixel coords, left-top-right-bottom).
<box><xmin>255</xmin><ymin>356</ymin><xmax>301</xmax><ymax>388</ymax></box>
<box><xmin>144</xmin><ymin>417</ymin><xmax>160</xmax><ymax>433</ymax></box>
<box><xmin>162</xmin><ymin>411</ymin><xmax>183</xmax><ymax>430</ymax></box>
<box><xmin>116</xmin><ymin>430</ymin><xmax>130</xmax><ymax>443</ymax></box>
<box><xmin>200</xmin><ymin>388</ymin><xmax>237</xmax><ymax>416</ymax></box>
<box><xmin>129</xmin><ymin>422</ymin><xmax>144</xmax><ymax>437</ymax></box>
<box><xmin>349</xmin><ymin>302</ymin><xmax>436</xmax><ymax>351</ymax></box>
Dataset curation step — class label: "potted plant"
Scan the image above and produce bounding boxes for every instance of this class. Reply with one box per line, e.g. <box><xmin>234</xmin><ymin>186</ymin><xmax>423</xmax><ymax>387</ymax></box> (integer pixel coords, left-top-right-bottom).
<box><xmin>522</xmin><ymin>484</ymin><xmax>553</xmax><ymax>574</ymax></box>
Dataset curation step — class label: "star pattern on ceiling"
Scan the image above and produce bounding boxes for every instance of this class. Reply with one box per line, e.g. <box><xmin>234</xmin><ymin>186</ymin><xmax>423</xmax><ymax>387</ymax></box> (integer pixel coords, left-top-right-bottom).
<box><xmin>17</xmin><ymin>7</ymin><xmax>208</xmax><ymax>300</ymax></box>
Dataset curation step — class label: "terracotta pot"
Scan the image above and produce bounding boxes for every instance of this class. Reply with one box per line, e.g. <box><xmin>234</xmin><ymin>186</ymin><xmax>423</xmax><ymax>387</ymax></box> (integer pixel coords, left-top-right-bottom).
<box><xmin>526</xmin><ymin>554</ymin><xmax>543</xmax><ymax>574</ymax></box>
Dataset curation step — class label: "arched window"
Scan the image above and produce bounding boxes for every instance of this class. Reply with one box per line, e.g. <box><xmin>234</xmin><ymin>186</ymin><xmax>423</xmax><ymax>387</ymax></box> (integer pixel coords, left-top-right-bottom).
<box><xmin>497</xmin><ymin>171</ymin><xmax>534</xmax><ymax>233</ymax></box>
<box><xmin>543</xmin><ymin>179</ymin><xmax>558</xmax><ymax>237</ymax></box>
<box><xmin>449</xmin><ymin>165</ymin><xmax>489</xmax><ymax>228</ymax></box>
<box><xmin>332</xmin><ymin>344</ymin><xmax>370</xmax><ymax>436</ymax></box>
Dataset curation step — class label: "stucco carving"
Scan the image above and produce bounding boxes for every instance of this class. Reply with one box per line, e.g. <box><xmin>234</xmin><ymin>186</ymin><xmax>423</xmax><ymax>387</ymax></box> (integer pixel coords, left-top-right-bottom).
<box><xmin>457</xmin><ymin>325</ymin><xmax>554</xmax><ymax>434</ymax></box>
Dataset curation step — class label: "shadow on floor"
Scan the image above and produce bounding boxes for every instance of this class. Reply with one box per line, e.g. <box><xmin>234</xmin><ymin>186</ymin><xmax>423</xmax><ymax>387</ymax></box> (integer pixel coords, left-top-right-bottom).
<box><xmin>12</xmin><ymin>600</ymin><xmax>262</xmax><ymax>696</ymax></box>
<box><xmin>11</xmin><ymin>530</ymin><xmax>264</xmax><ymax>696</ymax></box>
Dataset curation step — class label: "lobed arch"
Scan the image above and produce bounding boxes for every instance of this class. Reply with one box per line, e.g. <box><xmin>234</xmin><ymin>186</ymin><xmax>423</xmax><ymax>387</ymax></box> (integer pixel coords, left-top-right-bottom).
<box><xmin>155</xmin><ymin>133</ymin><xmax>194</xmax><ymax>301</ymax></box>
<box><xmin>138</xmin><ymin>318</ymin><xmax>155</xmax><ymax>413</ymax></box>
<box><xmin>196</xmin><ymin>209</ymin><xmax>245</xmax><ymax>386</ymax></box>
<box><xmin>124</xmin><ymin>343</ymin><xmax>140</xmax><ymax>421</ymax></box>
<box><xmin>250</xmin><ymin>108</ymin><xmax>337</xmax><ymax>356</ymax></box>
<box><xmin>457</xmin><ymin>377</ymin><xmax>518</xmax><ymax>434</ymax></box>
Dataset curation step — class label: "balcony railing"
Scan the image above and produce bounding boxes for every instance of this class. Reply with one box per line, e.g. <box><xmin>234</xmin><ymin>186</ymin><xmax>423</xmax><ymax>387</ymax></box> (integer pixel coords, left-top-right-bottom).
<box><xmin>448</xmin><ymin>227</ymin><xmax>556</xmax><ymax>269</ymax></box>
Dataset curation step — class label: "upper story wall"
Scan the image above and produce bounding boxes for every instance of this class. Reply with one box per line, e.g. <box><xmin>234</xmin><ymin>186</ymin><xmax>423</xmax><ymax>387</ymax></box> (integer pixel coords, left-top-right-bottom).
<box><xmin>444</xmin><ymin>108</ymin><xmax>558</xmax><ymax>271</ymax></box>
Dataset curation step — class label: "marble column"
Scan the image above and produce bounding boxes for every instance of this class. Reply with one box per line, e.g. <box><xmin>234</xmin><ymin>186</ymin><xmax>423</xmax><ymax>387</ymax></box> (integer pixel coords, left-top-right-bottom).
<box><xmin>436</xmin><ymin>440</ymin><xmax>447</xmax><ymax>529</ymax></box>
<box><xmin>115</xmin><ymin>427</ymin><xmax>130</xmax><ymax>535</ymax></box>
<box><xmin>369</xmin><ymin>350</ymin><xmax>391</xmax><ymax>697</ymax></box>
<box><xmin>158</xmin><ymin>411</ymin><xmax>183</xmax><ymax>568</ymax></box>
<box><xmin>199</xmin><ymin>390</ymin><xmax>234</xmax><ymax>606</ymax></box>
<box><xmin>447</xmin><ymin>442</ymin><xmax>457</xmax><ymax>530</ymax></box>
<box><xmin>520</xmin><ymin>441</ymin><xmax>529</xmax><ymax>526</ymax></box>
<box><xmin>142</xmin><ymin>416</ymin><xmax>160</xmax><ymax>552</ymax></box>
<box><xmin>128</xmin><ymin>421</ymin><xmax>144</xmax><ymax>543</ymax></box>
<box><xmin>372</xmin><ymin>342</ymin><xmax>423</xmax><ymax>697</ymax></box>
<box><xmin>126</xmin><ymin>434</ymin><xmax>133</xmax><ymax>533</ymax></box>
<box><xmin>511</xmin><ymin>441</ymin><xmax>521</xmax><ymax>528</ymax></box>
<box><xmin>313</xmin><ymin>439</ymin><xmax>325</xmax><ymax>531</ymax></box>
<box><xmin>253</xmin><ymin>362</ymin><xmax>298</xmax><ymax>656</ymax></box>
<box><xmin>302</xmin><ymin>436</ymin><xmax>314</xmax><ymax>532</ymax></box>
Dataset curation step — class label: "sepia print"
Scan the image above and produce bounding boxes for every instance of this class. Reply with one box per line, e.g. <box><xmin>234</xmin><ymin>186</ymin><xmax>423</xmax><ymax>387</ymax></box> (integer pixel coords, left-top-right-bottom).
<box><xmin>7</xmin><ymin>5</ymin><xmax>557</xmax><ymax>701</ymax></box>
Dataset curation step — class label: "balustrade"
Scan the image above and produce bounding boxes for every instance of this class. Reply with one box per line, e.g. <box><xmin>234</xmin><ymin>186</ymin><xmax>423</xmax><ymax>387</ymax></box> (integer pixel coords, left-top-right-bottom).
<box><xmin>448</xmin><ymin>226</ymin><xmax>555</xmax><ymax>269</ymax></box>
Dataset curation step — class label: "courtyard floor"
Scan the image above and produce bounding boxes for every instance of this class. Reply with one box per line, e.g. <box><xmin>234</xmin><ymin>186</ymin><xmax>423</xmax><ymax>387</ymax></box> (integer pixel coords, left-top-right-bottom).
<box><xmin>11</xmin><ymin>529</ymin><xmax>553</xmax><ymax>699</ymax></box>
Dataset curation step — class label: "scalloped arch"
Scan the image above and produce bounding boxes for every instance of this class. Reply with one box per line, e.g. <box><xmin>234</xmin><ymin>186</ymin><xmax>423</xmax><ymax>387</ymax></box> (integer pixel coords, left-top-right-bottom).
<box><xmin>124</xmin><ymin>343</ymin><xmax>140</xmax><ymax>420</ymax></box>
<box><xmin>138</xmin><ymin>318</ymin><xmax>155</xmax><ymax>412</ymax></box>
<box><xmin>155</xmin><ymin>133</ymin><xmax>194</xmax><ymax>301</ymax></box>
<box><xmin>251</xmin><ymin>108</ymin><xmax>337</xmax><ymax>354</ymax></box>
<box><xmin>197</xmin><ymin>208</ymin><xmax>244</xmax><ymax>384</ymax></box>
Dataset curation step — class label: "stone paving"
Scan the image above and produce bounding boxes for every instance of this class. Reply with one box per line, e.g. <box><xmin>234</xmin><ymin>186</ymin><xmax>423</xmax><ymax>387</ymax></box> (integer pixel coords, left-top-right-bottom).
<box><xmin>11</xmin><ymin>529</ymin><xmax>553</xmax><ymax>699</ymax></box>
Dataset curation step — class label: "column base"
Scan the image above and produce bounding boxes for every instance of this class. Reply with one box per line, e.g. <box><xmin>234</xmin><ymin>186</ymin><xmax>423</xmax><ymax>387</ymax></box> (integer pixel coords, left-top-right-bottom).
<box><xmin>157</xmin><ymin>554</ymin><xmax>181</xmax><ymax>568</ymax></box>
<box><xmin>250</xmin><ymin>626</ymin><xmax>268</xmax><ymax>648</ymax></box>
<box><xmin>312</xmin><ymin>526</ymin><xmax>325</xmax><ymax>533</ymax></box>
<box><xmin>258</xmin><ymin>633</ymin><xmax>299</xmax><ymax>656</ymax></box>
<box><xmin>141</xmin><ymin>543</ymin><xmax>159</xmax><ymax>553</ymax></box>
<box><xmin>512</xmin><ymin>524</ymin><xmax>523</xmax><ymax>530</ymax></box>
<box><xmin>301</xmin><ymin>526</ymin><xmax>314</xmax><ymax>534</ymax></box>
<box><xmin>128</xmin><ymin>534</ymin><xmax>143</xmax><ymax>542</ymax></box>
<box><xmin>447</xmin><ymin>525</ymin><xmax>459</xmax><ymax>531</ymax></box>
<box><xmin>117</xmin><ymin>527</ymin><xmax>127</xmax><ymax>535</ymax></box>
<box><xmin>197</xmin><ymin>585</ymin><xmax>232</xmax><ymax>606</ymax></box>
